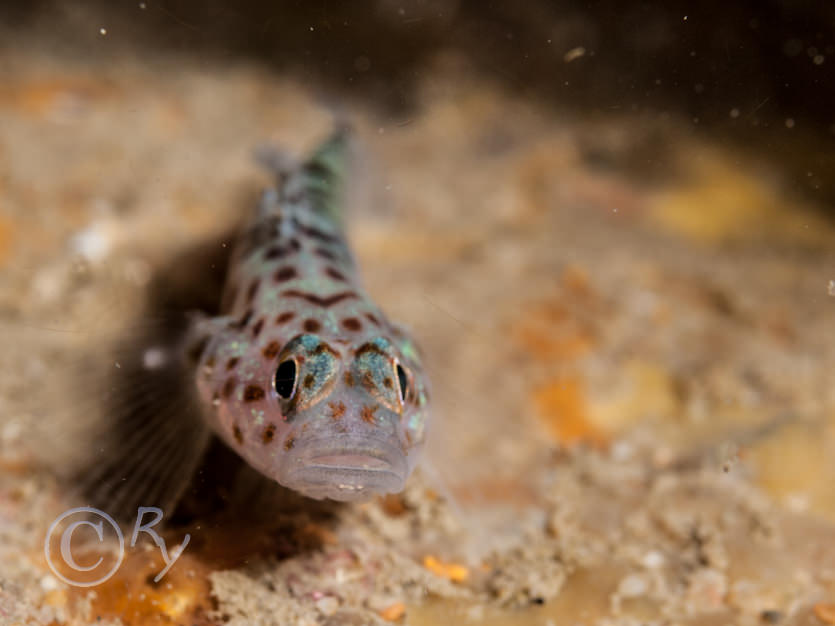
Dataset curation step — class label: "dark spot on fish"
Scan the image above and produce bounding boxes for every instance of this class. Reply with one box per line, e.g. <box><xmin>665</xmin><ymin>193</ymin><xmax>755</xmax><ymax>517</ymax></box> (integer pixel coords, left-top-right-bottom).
<box><xmin>293</xmin><ymin>217</ymin><xmax>340</xmax><ymax>244</ymax></box>
<box><xmin>226</xmin><ymin>357</ymin><xmax>239</xmax><ymax>371</ymax></box>
<box><xmin>342</xmin><ymin>317</ymin><xmax>362</xmax><ymax>331</ymax></box>
<box><xmin>276</xmin><ymin>311</ymin><xmax>295</xmax><ymax>324</ymax></box>
<box><xmin>244</xmin><ymin>385</ymin><xmax>266</xmax><ymax>402</ymax></box>
<box><xmin>313</xmin><ymin>342</ymin><xmax>339</xmax><ymax>357</ymax></box>
<box><xmin>264</xmin><ymin>245</ymin><xmax>286</xmax><ymax>260</ymax></box>
<box><xmin>303</xmin><ymin>318</ymin><xmax>321</xmax><ymax>333</ymax></box>
<box><xmin>356</xmin><ymin>342</ymin><xmax>386</xmax><ymax>357</ymax></box>
<box><xmin>314</xmin><ymin>247</ymin><xmax>337</xmax><ymax>261</ymax></box>
<box><xmin>274</xmin><ymin>266</ymin><xmax>298</xmax><ymax>282</ymax></box>
<box><xmin>262</xmin><ymin>423</ymin><xmax>276</xmax><ymax>444</ymax></box>
<box><xmin>325</xmin><ymin>266</ymin><xmax>347</xmax><ymax>282</ymax></box>
<box><xmin>284</xmin><ymin>435</ymin><xmax>295</xmax><ymax>450</ymax></box>
<box><xmin>303</xmin><ymin>373</ymin><xmax>315</xmax><ymax>389</ymax></box>
<box><xmin>222</xmin><ymin>377</ymin><xmax>237</xmax><ymax>398</ymax></box>
<box><xmin>303</xmin><ymin>158</ymin><xmax>334</xmax><ymax>180</ymax></box>
<box><xmin>233</xmin><ymin>424</ymin><xmax>243</xmax><ymax>445</ymax></box>
<box><xmin>365</xmin><ymin>313</ymin><xmax>380</xmax><ymax>326</ymax></box>
<box><xmin>205</xmin><ymin>355</ymin><xmax>216</xmax><ymax>369</ymax></box>
<box><xmin>232</xmin><ymin>309</ymin><xmax>253</xmax><ymax>330</ymax></box>
<box><xmin>360</xmin><ymin>405</ymin><xmax>378</xmax><ymax>424</ymax></box>
<box><xmin>281</xmin><ymin>289</ymin><xmax>358</xmax><ymax>307</ymax></box>
<box><xmin>328</xmin><ymin>401</ymin><xmax>346</xmax><ymax>420</ymax></box>
<box><xmin>262</xmin><ymin>340</ymin><xmax>281</xmax><ymax>360</ymax></box>
<box><xmin>289</xmin><ymin>238</ymin><xmax>301</xmax><ymax>252</ymax></box>
<box><xmin>252</xmin><ymin>318</ymin><xmax>264</xmax><ymax>338</ymax></box>
<box><xmin>344</xmin><ymin>371</ymin><xmax>355</xmax><ymax>387</ymax></box>
<box><xmin>383</xmin><ymin>377</ymin><xmax>393</xmax><ymax>389</ymax></box>
<box><xmin>361</xmin><ymin>371</ymin><xmax>376</xmax><ymax>391</ymax></box>
<box><xmin>246</xmin><ymin>279</ymin><xmax>260</xmax><ymax>303</ymax></box>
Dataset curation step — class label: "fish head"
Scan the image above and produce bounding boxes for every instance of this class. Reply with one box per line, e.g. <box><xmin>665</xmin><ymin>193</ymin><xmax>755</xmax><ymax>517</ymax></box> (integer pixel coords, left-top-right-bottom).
<box><xmin>271</xmin><ymin>333</ymin><xmax>429</xmax><ymax>501</ymax></box>
<box><xmin>205</xmin><ymin>326</ymin><xmax>430</xmax><ymax>502</ymax></box>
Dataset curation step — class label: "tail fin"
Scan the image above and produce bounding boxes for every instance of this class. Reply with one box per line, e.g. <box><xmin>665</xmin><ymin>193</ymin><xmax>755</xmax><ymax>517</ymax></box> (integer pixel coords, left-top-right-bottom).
<box><xmin>283</xmin><ymin>123</ymin><xmax>353</xmax><ymax>224</ymax></box>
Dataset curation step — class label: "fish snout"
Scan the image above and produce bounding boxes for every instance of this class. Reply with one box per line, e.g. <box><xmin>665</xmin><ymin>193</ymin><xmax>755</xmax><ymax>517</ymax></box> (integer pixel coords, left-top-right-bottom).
<box><xmin>277</xmin><ymin>410</ymin><xmax>408</xmax><ymax>501</ymax></box>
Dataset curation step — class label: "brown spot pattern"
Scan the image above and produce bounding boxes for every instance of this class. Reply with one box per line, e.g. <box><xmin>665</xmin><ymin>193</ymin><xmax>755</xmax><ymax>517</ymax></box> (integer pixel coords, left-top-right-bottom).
<box><xmin>293</xmin><ymin>218</ymin><xmax>340</xmax><ymax>244</ymax></box>
<box><xmin>222</xmin><ymin>377</ymin><xmax>237</xmax><ymax>398</ymax></box>
<box><xmin>252</xmin><ymin>318</ymin><xmax>264</xmax><ymax>338</ymax></box>
<box><xmin>233</xmin><ymin>310</ymin><xmax>253</xmax><ymax>330</ymax></box>
<box><xmin>356</xmin><ymin>342</ymin><xmax>386</xmax><ymax>357</ymax></box>
<box><xmin>233</xmin><ymin>424</ymin><xmax>243</xmax><ymax>445</ymax></box>
<box><xmin>246</xmin><ymin>279</ymin><xmax>260</xmax><ymax>303</ymax></box>
<box><xmin>384</xmin><ymin>377</ymin><xmax>393</xmax><ymax>389</ymax></box>
<box><xmin>313</xmin><ymin>342</ymin><xmax>339</xmax><ymax>358</ymax></box>
<box><xmin>226</xmin><ymin>357</ymin><xmax>239</xmax><ymax>371</ymax></box>
<box><xmin>303</xmin><ymin>373</ymin><xmax>315</xmax><ymax>389</ymax></box>
<box><xmin>264</xmin><ymin>239</ymin><xmax>300</xmax><ymax>260</ymax></box>
<box><xmin>360</xmin><ymin>404</ymin><xmax>379</xmax><ymax>424</ymax></box>
<box><xmin>244</xmin><ymin>385</ymin><xmax>266</xmax><ymax>402</ymax></box>
<box><xmin>344</xmin><ymin>371</ymin><xmax>355</xmax><ymax>387</ymax></box>
<box><xmin>262</xmin><ymin>340</ymin><xmax>281</xmax><ymax>360</ymax></box>
<box><xmin>284</xmin><ymin>435</ymin><xmax>295</xmax><ymax>451</ymax></box>
<box><xmin>342</xmin><ymin>317</ymin><xmax>362</xmax><ymax>331</ymax></box>
<box><xmin>264</xmin><ymin>245</ymin><xmax>285</xmax><ymax>260</ymax></box>
<box><xmin>281</xmin><ymin>289</ymin><xmax>358</xmax><ymax>307</ymax></box>
<box><xmin>314</xmin><ymin>247</ymin><xmax>337</xmax><ymax>261</ymax></box>
<box><xmin>365</xmin><ymin>313</ymin><xmax>380</xmax><ymax>326</ymax></box>
<box><xmin>325</xmin><ymin>266</ymin><xmax>347</xmax><ymax>282</ymax></box>
<box><xmin>274</xmin><ymin>266</ymin><xmax>298</xmax><ymax>282</ymax></box>
<box><xmin>275</xmin><ymin>311</ymin><xmax>295</xmax><ymax>324</ymax></box>
<box><xmin>328</xmin><ymin>401</ymin><xmax>346</xmax><ymax>420</ymax></box>
<box><xmin>262</xmin><ymin>423</ymin><xmax>276</xmax><ymax>444</ymax></box>
<box><xmin>303</xmin><ymin>318</ymin><xmax>321</xmax><ymax>333</ymax></box>
<box><xmin>361</xmin><ymin>372</ymin><xmax>376</xmax><ymax>391</ymax></box>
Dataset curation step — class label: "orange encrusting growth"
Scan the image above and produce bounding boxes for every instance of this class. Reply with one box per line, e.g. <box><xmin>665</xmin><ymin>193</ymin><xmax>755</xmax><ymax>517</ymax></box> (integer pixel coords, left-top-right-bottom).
<box><xmin>379</xmin><ymin>602</ymin><xmax>407</xmax><ymax>621</ymax></box>
<box><xmin>533</xmin><ymin>378</ymin><xmax>608</xmax><ymax>448</ymax></box>
<box><xmin>815</xmin><ymin>603</ymin><xmax>835</xmax><ymax>625</ymax></box>
<box><xmin>422</xmin><ymin>555</ymin><xmax>469</xmax><ymax>583</ymax></box>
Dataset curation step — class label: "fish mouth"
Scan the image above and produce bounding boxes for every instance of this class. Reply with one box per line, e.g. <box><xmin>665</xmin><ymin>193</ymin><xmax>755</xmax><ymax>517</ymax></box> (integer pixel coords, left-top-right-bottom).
<box><xmin>279</xmin><ymin>437</ymin><xmax>407</xmax><ymax>502</ymax></box>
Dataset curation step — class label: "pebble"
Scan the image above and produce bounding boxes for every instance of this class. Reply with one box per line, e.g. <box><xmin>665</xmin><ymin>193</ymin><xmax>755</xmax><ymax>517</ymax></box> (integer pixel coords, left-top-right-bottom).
<box><xmin>315</xmin><ymin>596</ymin><xmax>339</xmax><ymax>616</ymax></box>
<box><xmin>617</xmin><ymin>574</ymin><xmax>648</xmax><ymax>597</ymax></box>
<box><xmin>641</xmin><ymin>550</ymin><xmax>665</xmax><ymax>570</ymax></box>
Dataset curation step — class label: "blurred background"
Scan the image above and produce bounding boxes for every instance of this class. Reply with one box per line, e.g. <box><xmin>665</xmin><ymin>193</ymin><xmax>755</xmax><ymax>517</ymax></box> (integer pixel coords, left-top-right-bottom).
<box><xmin>1</xmin><ymin>2</ymin><xmax>834</xmax><ymax>625</ymax></box>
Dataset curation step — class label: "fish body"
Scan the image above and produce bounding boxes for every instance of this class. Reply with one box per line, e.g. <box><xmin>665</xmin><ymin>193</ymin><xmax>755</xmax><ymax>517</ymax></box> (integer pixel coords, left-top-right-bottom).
<box><xmin>73</xmin><ymin>128</ymin><xmax>429</xmax><ymax>514</ymax></box>
<box><xmin>188</xmin><ymin>129</ymin><xmax>429</xmax><ymax>501</ymax></box>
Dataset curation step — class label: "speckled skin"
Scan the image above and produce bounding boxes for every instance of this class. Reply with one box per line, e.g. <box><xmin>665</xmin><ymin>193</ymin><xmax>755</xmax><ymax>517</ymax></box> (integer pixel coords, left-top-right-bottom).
<box><xmin>193</xmin><ymin>130</ymin><xmax>429</xmax><ymax>501</ymax></box>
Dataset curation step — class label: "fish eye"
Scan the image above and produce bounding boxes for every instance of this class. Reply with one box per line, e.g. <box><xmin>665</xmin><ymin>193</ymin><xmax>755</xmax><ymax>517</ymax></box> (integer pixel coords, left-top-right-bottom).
<box><xmin>274</xmin><ymin>359</ymin><xmax>297</xmax><ymax>399</ymax></box>
<box><xmin>395</xmin><ymin>362</ymin><xmax>410</xmax><ymax>404</ymax></box>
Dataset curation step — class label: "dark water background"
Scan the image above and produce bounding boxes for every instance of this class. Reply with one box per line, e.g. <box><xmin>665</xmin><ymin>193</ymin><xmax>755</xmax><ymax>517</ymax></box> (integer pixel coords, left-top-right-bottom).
<box><xmin>3</xmin><ymin>0</ymin><xmax>833</xmax><ymax>209</ymax></box>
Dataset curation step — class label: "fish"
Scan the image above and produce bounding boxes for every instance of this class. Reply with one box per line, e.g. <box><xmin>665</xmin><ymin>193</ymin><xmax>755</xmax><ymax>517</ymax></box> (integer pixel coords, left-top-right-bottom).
<box><xmin>75</xmin><ymin>126</ymin><xmax>430</xmax><ymax>514</ymax></box>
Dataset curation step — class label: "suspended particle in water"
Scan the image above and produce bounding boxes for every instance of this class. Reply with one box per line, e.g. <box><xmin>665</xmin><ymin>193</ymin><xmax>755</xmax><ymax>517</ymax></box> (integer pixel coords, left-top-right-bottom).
<box><xmin>563</xmin><ymin>47</ymin><xmax>586</xmax><ymax>63</ymax></box>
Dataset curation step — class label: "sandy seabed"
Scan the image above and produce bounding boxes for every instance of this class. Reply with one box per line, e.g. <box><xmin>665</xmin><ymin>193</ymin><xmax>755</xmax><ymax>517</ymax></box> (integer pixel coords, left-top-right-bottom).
<box><xmin>1</xmin><ymin>39</ymin><xmax>835</xmax><ymax>626</ymax></box>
